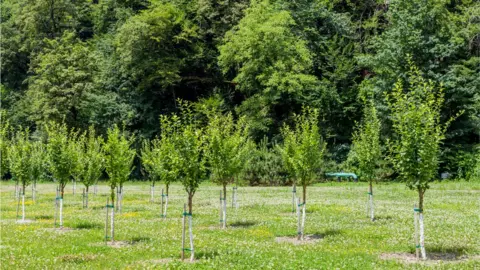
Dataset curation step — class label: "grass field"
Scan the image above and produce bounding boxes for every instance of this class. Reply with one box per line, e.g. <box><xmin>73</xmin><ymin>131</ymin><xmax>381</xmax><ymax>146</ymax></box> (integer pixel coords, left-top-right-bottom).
<box><xmin>1</xmin><ymin>181</ymin><xmax>479</xmax><ymax>269</ymax></box>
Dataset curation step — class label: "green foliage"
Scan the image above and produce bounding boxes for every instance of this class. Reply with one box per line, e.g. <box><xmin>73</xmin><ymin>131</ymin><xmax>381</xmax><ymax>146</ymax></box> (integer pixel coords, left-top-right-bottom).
<box><xmin>205</xmin><ymin>112</ymin><xmax>252</xmax><ymax>189</ymax></box>
<box><xmin>358</xmin><ymin>0</ymin><xmax>479</xmax><ymax>172</ymax></box>
<box><xmin>80</xmin><ymin>126</ymin><xmax>105</xmax><ymax>190</ymax></box>
<box><xmin>278</xmin><ymin>107</ymin><xmax>326</xmax><ymax>202</ymax></box>
<box><xmin>29</xmin><ymin>140</ymin><xmax>46</xmax><ymax>183</ymax></box>
<box><xmin>0</xmin><ymin>114</ymin><xmax>11</xmax><ymax>178</ymax></box>
<box><xmin>8</xmin><ymin>129</ymin><xmax>32</xmax><ymax>192</ymax></box>
<box><xmin>386</xmin><ymin>62</ymin><xmax>458</xmax><ymax>202</ymax></box>
<box><xmin>1</xmin><ymin>0</ymin><xmax>478</xmax><ymax>177</ymax></box>
<box><xmin>70</xmin><ymin>131</ymin><xmax>86</xmax><ymax>184</ymax></box>
<box><xmin>25</xmin><ymin>31</ymin><xmax>97</xmax><ymax>129</ymax></box>
<box><xmin>115</xmin><ymin>2</ymin><xmax>199</xmax><ymax>91</ymax></box>
<box><xmin>45</xmin><ymin>122</ymin><xmax>78</xmax><ymax>198</ymax></box>
<box><xmin>140</xmin><ymin>114</ymin><xmax>181</xmax><ymax>193</ymax></box>
<box><xmin>242</xmin><ymin>137</ymin><xmax>286</xmax><ymax>186</ymax></box>
<box><xmin>349</xmin><ymin>100</ymin><xmax>382</xmax><ymax>182</ymax></box>
<box><xmin>219</xmin><ymin>0</ymin><xmax>317</xmax><ymax>137</ymax></box>
<box><xmin>104</xmin><ymin>124</ymin><xmax>136</xmax><ymax>201</ymax></box>
<box><xmin>175</xmin><ymin>103</ymin><xmax>207</xmax><ymax>213</ymax></box>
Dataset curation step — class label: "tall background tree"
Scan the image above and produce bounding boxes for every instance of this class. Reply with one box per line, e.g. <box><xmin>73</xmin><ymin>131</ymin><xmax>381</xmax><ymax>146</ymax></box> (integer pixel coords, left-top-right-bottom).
<box><xmin>1</xmin><ymin>0</ymin><xmax>477</xmax><ymax>178</ymax></box>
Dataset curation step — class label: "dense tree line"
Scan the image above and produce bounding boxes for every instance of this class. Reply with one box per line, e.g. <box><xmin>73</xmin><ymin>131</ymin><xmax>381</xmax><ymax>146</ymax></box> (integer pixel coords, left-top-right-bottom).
<box><xmin>1</xmin><ymin>0</ymin><xmax>479</xmax><ymax>178</ymax></box>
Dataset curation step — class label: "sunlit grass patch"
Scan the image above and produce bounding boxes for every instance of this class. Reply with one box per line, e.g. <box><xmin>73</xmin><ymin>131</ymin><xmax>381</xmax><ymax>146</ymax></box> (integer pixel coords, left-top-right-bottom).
<box><xmin>0</xmin><ymin>181</ymin><xmax>478</xmax><ymax>269</ymax></box>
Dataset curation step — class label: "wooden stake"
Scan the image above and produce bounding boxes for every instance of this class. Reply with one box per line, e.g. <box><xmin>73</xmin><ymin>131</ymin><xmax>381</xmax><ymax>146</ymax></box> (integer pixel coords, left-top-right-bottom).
<box><xmin>296</xmin><ymin>197</ymin><xmax>301</xmax><ymax>240</ymax></box>
<box><xmin>111</xmin><ymin>200</ymin><xmax>115</xmax><ymax>242</ymax></box>
<box><xmin>161</xmin><ymin>188</ymin><xmax>164</xmax><ymax>218</ymax></box>
<box><xmin>414</xmin><ymin>203</ymin><xmax>419</xmax><ymax>259</ymax></box>
<box><xmin>181</xmin><ymin>203</ymin><xmax>186</xmax><ymax>260</ymax></box>
<box><xmin>419</xmin><ymin>211</ymin><xmax>426</xmax><ymax>259</ymax></box>
<box><xmin>219</xmin><ymin>190</ymin><xmax>223</xmax><ymax>228</ymax></box>
<box><xmin>16</xmin><ymin>188</ymin><xmax>21</xmax><ymax>221</ymax></box>
<box><xmin>292</xmin><ymin>184</ymin><xmax>296</xmax><ymax>213</ymax></box>
<box><xmin>105</xmin><ymin>198</ymin><xmax>109</xmax><ymax>244</ymax></box>
<box><xmin>189</xmin><ymin>214</ymin><xmax>194</xmax><ymax>261</ymax></box>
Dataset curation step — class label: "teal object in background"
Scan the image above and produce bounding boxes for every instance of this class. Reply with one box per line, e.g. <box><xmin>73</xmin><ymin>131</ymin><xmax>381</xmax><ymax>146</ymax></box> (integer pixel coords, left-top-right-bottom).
<box><xmin>325</xmin><ymin>172</ymin><xmax>358</xmax><ymax>181</ymax></box>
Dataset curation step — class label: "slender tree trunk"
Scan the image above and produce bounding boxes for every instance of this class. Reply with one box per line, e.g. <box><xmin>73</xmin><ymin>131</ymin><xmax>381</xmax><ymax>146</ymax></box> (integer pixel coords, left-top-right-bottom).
<box><xmin>189</xmin><ymin>214</ymin><xmax>194</xmax><ymax>261</ymax></box>
<box><xmin>115</xmin><ymin>185</ymin><xmax>123</xmax><ymax>213</ymax></box>
<box><xmin>188</xmin><ymin>193</ymin><xmax>193</xmax><ymax>215</ymax></box>
<box><xmin>32</xmin><ymin>180</ymin><xmax>36</xmax><ymax>203</ymax></box>
<box><xmin>22</xmin><ymin>192</ymin><xmax>25</xmax><ymax>221</ymax></box>
<box><xmin>299</xmin><ymin>184</ymin><xmax>307</xmax><ymax>240</ymax></box>
<box><xmin>292</xmin><ymin>184</ymin><xmax>296</xmax><ymax>213</ymax></box>
<box><xmin>165</xmin><ymin>184</ymin><xmax>170</xmax><ymax>218</ymax></box>
<box><xmin>150</xmin><ymin>182</ymin><xmax>154</xmax><ymax>203</ymax></box>
<box><xmin>187</xmin><ymin>193</ymin><xmax>194</xmax><ymax>261</ymax></box>
<box><xmin>86</xmin><ymin>186</ymin><xmax>89</xmax><ymax>208</ymax></box>
<box><xmin>59</xmin><ymin>197</ymin><xmax>63</xmax><ymax>228</ymax></box>
<box><xmin>302</xmin><ymin>185</ymin><xmax>306</xmax><ymax>204</ymax></box>
<box><xmin>111</xmin><ymin>202</ymin><xmax>115</xmax><ymax>242</ymax></box>
<box><xmin>418</xmin><ymin>188</ymin><xmax>426</xmax><ymax>259</ymax></box>
<box><xmin>181</xmin><ymin>203</ymin><xmax>186</xmax><ymax>260</ymax></box>
<box><xmin>369</xmin><ymin>181</ymin><xmax>374</xmax><ymax>221</ymax></box>
<box><xmin>223</xmin><ymin>184</ymin><xmax>227</xmax><ymax>229</ymax></box>
<box><xmin>110</xmin><ymin>186</ymin><xmax>115</xmax><ymax>206</ymax></box>
<box><xmin>296</xmin><ymin>197</ymin><xmax>301</xmax><ymax>240</ymax></box>
<box><xmin>61</xmin><ymin>183</ymin><xmax>65</xmax><ymax>200</ymax></box>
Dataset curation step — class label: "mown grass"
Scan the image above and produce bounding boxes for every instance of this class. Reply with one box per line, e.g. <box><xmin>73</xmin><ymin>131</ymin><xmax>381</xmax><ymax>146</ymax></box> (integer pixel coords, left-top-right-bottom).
<box><xmin>0</xmin><ymin>181</ymin><xmax>479</xmax><ymax>269</ymax></box>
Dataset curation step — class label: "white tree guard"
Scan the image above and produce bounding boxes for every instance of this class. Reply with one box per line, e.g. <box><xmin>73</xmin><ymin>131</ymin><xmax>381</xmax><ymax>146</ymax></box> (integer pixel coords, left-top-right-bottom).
<box><xmin>301</xmin><ymin>203</ymin><xmax>306</xmax><ymax>240</ymax></box>
<box><xmin>59</xmin><ymin>198</ymin><xmax>63</xmax><ymax>228</ymax></box>
<box><xmin>419</xmin><ymin>213</ymin><xmax>426</xmax><ymax>259</ymax></box>
<box><xmin>22</xmin><ymin>194</ymin><xmax>25</xmax><ymax>221</ymax></box>
<box><xmin>189</xmin><ymin>215</ymin><xmax>194</xmax><ymax>261</ymax></box>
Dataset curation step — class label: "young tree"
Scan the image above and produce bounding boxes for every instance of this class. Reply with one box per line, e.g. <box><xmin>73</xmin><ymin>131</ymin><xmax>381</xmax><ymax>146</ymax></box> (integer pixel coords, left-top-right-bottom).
<box><xmin>176</xmin><ymin>104</ymin><xmax>206</xmax><ymax>261</ymax></box>
<box><xmin>70</xmin><ymin>131</ymin><xmax>86</xmax><ymax>196</ymax></box>
<box><xmin>8</xmin><ymin>129</ymin><xmax>32</xmax><ymax>221</ymax></box>
<box><xmin>104</xmin><ymin>124</ymin><xmax>136</xmax><ymax>212</ymax></box>
<box><xmin>141</xmin><ymin>140</ymin><xmax>157</xmax><ymax>203</ymax></box>
<box><xmin>349</xmin><ymin>100</ymin><xmax>382</xmax><ymax>221</ymax></box>
<box><xmin>279</xmin><ymin>107</ymin><xmax>326</xmax><ymax>240</ymax></box>
<box><xmin>45</xmin><ymin>122</ymin><xmax>77</xmax><ymax>199</ymax></box>
<box><xmin>80</xmin><ymin>126</ymin><xmax>105</xmax><ymax>208</ymax></box>
<box><xmin>29</xmin><ymin>140</ymin><xmax>45</xmax><ymax>202</ymax></box>
<box><xmin>387</xmin><ymin>63</ymin><xmax>459</xmax><ymax>260</ymax></box>
<box><xmin>141</xmin><ymin>114</ymin><xmax>180</xmax><ymax>215</ymax></box>
<box><xmin>205</xmin><ymin>112</ymin><xmax>251</xmax><ymax>228</ymax></box>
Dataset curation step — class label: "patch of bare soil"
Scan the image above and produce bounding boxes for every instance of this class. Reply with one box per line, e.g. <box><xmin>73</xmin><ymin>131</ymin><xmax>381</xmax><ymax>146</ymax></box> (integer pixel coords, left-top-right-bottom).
<box><xmin>275</xmin><ymin>234</ymin><xmax>323</xmax><ymax>245</ymax></box>
<box><xmin>15</xmin><ymin>219</ymin><xmax>34</xmax><ymax>224</ymax></box>
<box><xmin>44</xmin><ymin>227</ymin><xmax>74</xmax><ymax>232</ymax></box>
<box><xmin>149</xmin><ymin>258</ymin><xmax>174</xmax><ymax>264</ymax></box>
<box><xmin>58</xmin><ymin>254</ymin><xmax>97</xmax><ymax>263</ymax></box>
<box><xmin>107</xmin><ymin>241</ymin><xmax>131</xmax><ymax>248</ymax></box>
<box><xmin>147</xmin><ymin>258</ymin><xmax>198</xmax><ymax>264</ymax></box>
<box><xmin>380</xmin><ymin>252</ymin><xmax>472</xmax><ymax>264</ymax></box>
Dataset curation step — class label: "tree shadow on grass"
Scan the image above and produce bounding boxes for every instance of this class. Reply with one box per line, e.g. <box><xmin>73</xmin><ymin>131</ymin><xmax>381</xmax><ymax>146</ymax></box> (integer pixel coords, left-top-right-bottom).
<box><xmin>373</xmin><ymin>215</ymin><xmax>394</xmax><ymax>221</ymax></box>
<box><xmin>129</xmin><ymin>236</ymin><xmax>151</xmax><ymax>244</ymax></box>
<box><xmin>34</xmin><ymin>214</ymin><xmax>53</xmax><ymax>220</ymax></box>
<box><xmin>414</xmin><ymin>245</ymin><xmax>474</xmax><ymax>259</ymax></box>
<box><xmin>309</xmin><ymin>229</ymin><xmax>343</xmax><ymax>239</ymax></box>
<box><xmin>230</xmin><ymin>220</ymin><xmax>257</xmax><ymax>228</ymax></box>
<box><xmin>73</xmin><ymin>221</ymin><xmax>103</xmax><ymax>229</ymax></box>
<box><xmin>195</xmin><ymin>250</ymin><xmax>219</xmax><ymax>260</ymax></box>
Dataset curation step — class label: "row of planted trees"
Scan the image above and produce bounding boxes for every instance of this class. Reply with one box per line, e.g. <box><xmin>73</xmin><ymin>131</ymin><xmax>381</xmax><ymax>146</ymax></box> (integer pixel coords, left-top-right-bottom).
<box><xmin>1</xmin><ymin>121</ymin><xmax>135</xmax><ymax>223</ymax></box>
<box><xmin>0</xmin><ymin>63</ymin><xmax>458</xmax><ymax>260</ymax></box>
